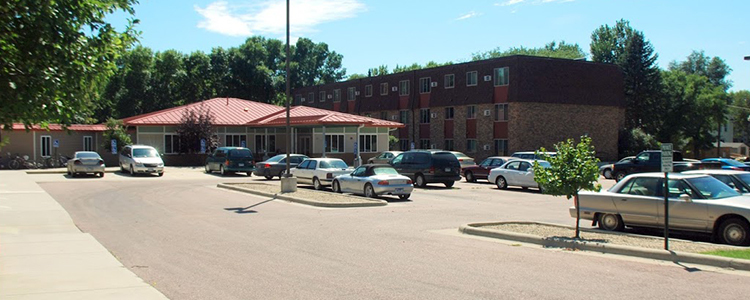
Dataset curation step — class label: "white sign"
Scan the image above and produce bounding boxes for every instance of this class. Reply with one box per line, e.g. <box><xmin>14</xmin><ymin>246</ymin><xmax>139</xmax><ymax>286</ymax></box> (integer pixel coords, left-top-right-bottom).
<box><xmin>53</xmin><ymin>139</ymin><xmax>59</xmax><ymax>148</ymax></box>
<box><xmin>661</xmin><ymin>143</ymin><xmax>673</xmax><ymax>173</ymax></box>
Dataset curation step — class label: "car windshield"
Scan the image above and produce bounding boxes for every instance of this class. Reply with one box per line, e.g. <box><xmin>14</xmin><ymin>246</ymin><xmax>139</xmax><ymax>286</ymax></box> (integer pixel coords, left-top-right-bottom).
<box><xmin>133</xmin><ymin>148</ymin><xmax>159</xmax><ymax>158</ymax></box>
<box><xmin>229</xmin><ymin>149</ymin><xmax>252</xmax><ymax>158</ymax></box>
<box><xmin>266</xmin><ymin>155</ymin><xmax>286</xmax><ymax>163</ymax></box>
<box><xmin>373</xmin><ymin>167</ymin><xmax>398</xmax><ymax>175</ymax></box>
<box><xmin>319</xmin><ymin>160</ymin><xmax>348</xmax><ymax>169</ymax></box>
<box><xmin>76</xmin><ymin>152</ymin><xmax>100</xmax><ymax>159</ymax></box>
<box><xmin>685</xmin><ymin>176</ymin><xmax>741</xmax><ymax>199</ymax></box>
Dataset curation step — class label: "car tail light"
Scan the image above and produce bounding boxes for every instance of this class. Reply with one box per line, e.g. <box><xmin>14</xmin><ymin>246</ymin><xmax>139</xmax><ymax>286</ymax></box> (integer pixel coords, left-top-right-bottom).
<box><xmin>74</xmin><ymin>160</ymin><xmax>82</xmax><ymax>165</ymax></box>
<box><xmin>264</xmin><ymin>164</ymin><xmax>271</xmax><ymax>168</ymax></box>
<box><xmin>429</xmin><ymin>166</ymin><xmax>435</xmax><ymax>174</ymax></box>
<box><xmin>98</xmin><ymin>160</ymin><xmax>104</xmax><ymax>165</ymax></box>
<box><xmin>225</xmin><ymin>160</ymin><xmax>230</xmax><ymax>166</ymax></box>
<box><xmin>729</xmin><ymin>166</ymin><xmax>741</xmax><ymax>170</ymax></box>
<box><xmin>326</xmin><ymin>173</ymin><xmax>333</xmax><ymax>179</ymax></box>
<box><xmin>378</xmin><ymin>180</ymin><xmax>389</xmax><ymax>185</ymax></box>
<box><xmin>406</xmin><ymin>179</ymin><xmax>413</xmax><ymax>185</ymax></box>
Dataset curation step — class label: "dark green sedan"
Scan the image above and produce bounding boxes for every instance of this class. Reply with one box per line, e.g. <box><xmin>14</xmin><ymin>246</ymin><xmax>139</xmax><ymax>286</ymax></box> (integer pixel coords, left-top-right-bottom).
<box><xmin>205</xmin><ymin>147</ymin><xmax>255</xmax><ymax>176</ymax></box>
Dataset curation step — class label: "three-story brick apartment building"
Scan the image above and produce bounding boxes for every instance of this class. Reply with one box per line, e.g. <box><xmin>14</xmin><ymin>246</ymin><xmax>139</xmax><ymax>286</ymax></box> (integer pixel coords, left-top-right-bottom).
<box><xmin>292</xmin><ymin>55</ymin><xmax>625</xmax><ymax>161</ymax></box>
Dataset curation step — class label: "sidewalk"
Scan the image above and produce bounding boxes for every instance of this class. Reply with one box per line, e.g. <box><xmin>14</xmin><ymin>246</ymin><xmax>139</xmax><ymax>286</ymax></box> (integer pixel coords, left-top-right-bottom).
<box><xmin>0</xmin><ymin>171</ymin><xmax>168</xmax><ymax>299</ymax></box>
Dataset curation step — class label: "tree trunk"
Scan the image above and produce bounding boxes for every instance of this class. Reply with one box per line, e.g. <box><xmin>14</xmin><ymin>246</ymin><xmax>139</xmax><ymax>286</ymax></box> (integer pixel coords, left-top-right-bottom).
<box><xmin>573</xmin><ymin>193</ymin><xmax>581</xmax><ymax>239</ymax></box>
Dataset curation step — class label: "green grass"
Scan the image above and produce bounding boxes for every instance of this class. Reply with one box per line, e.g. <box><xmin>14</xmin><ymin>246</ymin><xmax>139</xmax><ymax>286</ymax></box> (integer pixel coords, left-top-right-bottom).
<box><xmin>701</xmin><ymin>249</ymin><xmax>750</xmax><ymax>260</ymax></box>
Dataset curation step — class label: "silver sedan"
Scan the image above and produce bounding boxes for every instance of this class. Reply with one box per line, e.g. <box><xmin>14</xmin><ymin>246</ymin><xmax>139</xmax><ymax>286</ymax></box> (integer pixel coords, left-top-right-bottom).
<box><xmin>332</xmin><ymin>164</ymin><xmax>414</xmax><ymax>200</ymax></box>
<box><xmin>67</xmin><ymin>151</ymin><xmax>105</xmax><ymax>178</ymax></box>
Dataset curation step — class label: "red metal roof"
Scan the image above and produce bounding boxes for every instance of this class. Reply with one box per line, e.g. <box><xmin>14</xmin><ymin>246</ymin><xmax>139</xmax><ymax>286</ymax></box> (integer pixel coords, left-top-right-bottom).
<box><xmin>254</xmin><ymin>106</ymin><xmax>405</xmax><ymax>128</ymax></box>
<box><xmin>123</xmin><ymin>98</ymin><xmax>285</xmax><ymax>126</ymax></box>
<box><xmin>11</xmin><ymin>123</ymin><xmax>107</xmax><ymax>132</ymax></box>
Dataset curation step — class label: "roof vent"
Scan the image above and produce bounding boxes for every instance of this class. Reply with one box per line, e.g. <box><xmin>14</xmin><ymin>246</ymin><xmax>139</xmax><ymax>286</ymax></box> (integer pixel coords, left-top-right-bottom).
<box><xmin>243</xmin><ymin>107</ymin><xmax>249</xmax><ymax>112</ymax></box>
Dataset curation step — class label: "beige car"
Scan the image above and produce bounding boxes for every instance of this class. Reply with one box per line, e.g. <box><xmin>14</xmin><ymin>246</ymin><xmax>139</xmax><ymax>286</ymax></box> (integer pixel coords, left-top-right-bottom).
<box><xmin>574</xmin><ymin>172</ymin><xmax>750</xmax><ymax>246</ymax></box>
<box><xmin>67</xmin><ymin>151</ymin><xmax>105</xmax><ymax>178</ymax></box>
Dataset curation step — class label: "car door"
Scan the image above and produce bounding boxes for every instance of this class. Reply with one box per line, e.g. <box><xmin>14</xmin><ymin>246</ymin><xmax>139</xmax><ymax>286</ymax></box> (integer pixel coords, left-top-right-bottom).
<box><xmin>517</xmin><ymin>161</ymin><xmax>536</xmax><ymax>187</ymax></box>
<box><xmin>390</xmin><ymin>153</ymin><xmax>409</xmax><ymax>178</ymax></box>
<box><xmin>501</xmin><ymin>161</ymin><xmax>522</xmax><ymax>186</ymax></box>
<box><xmin>474</xmin><ymin>159</ymin><xmax>492</xmax><ymax>178</ymax></box>
<box><xmin>612</xmin><ymin>177</ymin><xmax>660</xmax><ymax>226</ymax></box>
<box><xmin>656</xmin><ymin>178</ymin><xmax>709</xmax><ymax>231</ymax></box>
<box><xmin>346</xmin><ymin>166</ymin><xmax>368</xmax><ymax>193</ymax></box>
<box><xmin>293</xmin><ymin>160</ymin><xmax>310</xmax><ymax>182</ymax></box>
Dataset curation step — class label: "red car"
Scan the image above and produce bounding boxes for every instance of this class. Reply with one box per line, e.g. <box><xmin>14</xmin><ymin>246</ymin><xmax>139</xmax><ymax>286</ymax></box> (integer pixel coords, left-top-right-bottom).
<box><xmin>462</xmin><ymin>156</ymin><xmax>514</xmax><ymax>183</ymax></box>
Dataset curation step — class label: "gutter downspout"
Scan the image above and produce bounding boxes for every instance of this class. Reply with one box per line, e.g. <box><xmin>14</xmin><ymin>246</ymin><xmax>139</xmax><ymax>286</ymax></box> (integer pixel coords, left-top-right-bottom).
<box><xmin>355</xmin><ymin>124</ymin><xmax>363</xmax><ymax>167</ymax></box>
<box><xmin>322</xmin><ymin>126</ymin><xmax>326</xmax><ymax>158</ymax></box>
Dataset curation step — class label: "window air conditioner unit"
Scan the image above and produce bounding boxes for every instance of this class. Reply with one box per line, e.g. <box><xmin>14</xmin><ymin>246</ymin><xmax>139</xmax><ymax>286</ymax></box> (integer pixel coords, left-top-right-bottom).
<box><xmin>391</xmin><ymin>86</ymin><xmax>398</xmax><ymax>92</ymax></box>
<box><xmin>483</xmin><ymin>144</ymin><xmax>491</xmax><ymax>151</ymax></box>
<box><xmin>483</xmin><ymin>110</ymin><xmax>491</xmax><ymax>116</ymax></box>
<box><xmin>483</xmin><ymin>75</ymin><xmax>492</xmax><ymax>81</ymax></box>
<box><xmin>430</xmin><ymin>82</ymin><xmax>438</xmax><ymax>87</ymax></box>
<box><xmin>355</xmin><ymin>91</ymin><xmax>360</xmax><ymax>96</ymax></box>
<box><xmin>391</xmin><ymin>115</ymin><xmax>398</xmax><ymax>121</ymax></box>
<box><xmin>327</xmin><ymin>94</ymin><xmax>333</xmax><ymax>99</ymax></box>
<box><xmin>430</xmin><ymin>113</ymin><xmax>437</xmax><ymax>118</ymax></box>
<box><xmin>301</xmin><ymin>97</ymin><xmax>306</xmax><ymax>102</ymax></box>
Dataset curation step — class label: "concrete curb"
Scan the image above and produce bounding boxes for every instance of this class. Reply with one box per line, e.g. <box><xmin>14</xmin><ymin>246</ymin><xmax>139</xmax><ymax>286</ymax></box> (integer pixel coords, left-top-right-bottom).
<box><xmin>459</xmin><ymin>221</ymin><xmax>750</xmax><ymax>272</ymax></box>
<box><xmin>217</xmin><ymin>183</ymin><xmax>388</xmax><ymax>208</ymax></box>
<box><xmin>26</xmin><ymin>168</ymin><xmax>121</xmax><ymax>174</ymax></box>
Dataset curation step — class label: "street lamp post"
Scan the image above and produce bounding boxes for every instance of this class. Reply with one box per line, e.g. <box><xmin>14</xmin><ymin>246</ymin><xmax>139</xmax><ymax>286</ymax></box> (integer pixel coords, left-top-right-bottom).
<box><xmin>280</xmin><ymin>0</ymin><xmax>296</xmax><ymax>193</ymax></box>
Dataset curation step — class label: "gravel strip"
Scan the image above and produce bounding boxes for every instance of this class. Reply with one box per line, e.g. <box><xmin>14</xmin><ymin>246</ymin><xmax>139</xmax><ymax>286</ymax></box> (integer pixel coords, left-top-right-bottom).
<box><xmin>228</xmin><ymin>183</ymin><xmax>383</xmax><ymax>204</ymax></box>
<box><xmin>481</xmin><ymin>223</ymin><xmax>742</xmax><ymax>253</ymax></box>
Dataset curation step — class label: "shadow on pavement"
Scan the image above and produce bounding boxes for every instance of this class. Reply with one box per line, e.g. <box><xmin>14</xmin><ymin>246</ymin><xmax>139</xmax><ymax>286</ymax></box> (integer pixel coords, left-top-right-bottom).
<box><xmin>224</xmin><ymin>198</ymin><xmax>276</xmax><ymax>214</ymax></box>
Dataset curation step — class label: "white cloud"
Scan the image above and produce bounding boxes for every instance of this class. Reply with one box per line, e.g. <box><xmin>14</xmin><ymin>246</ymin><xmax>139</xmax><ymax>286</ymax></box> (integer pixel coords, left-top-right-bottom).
<box><xmin>195</xmin><ymin>0</ymin><xmax>366</xmax><ymax>37</ymax></box>
<box><xmin>456</xmin><ymin>11</ymin><xmax>481</xmax><ymax>21</ymax></box>
<box><xmin>496</xmin><ymin>0</ymin><xmax>525</xmax><ymax>6</ymax></box>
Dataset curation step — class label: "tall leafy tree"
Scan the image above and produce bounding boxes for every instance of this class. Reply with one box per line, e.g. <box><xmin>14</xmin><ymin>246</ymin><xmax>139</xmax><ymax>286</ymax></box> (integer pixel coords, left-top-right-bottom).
<box><xmin>116</xmin><ymin>46</ymin><xmax>154</xmax><ymax>119</ymax></box>
<box><xmin>183</xmin><ymin>51</ymin><xmax>214</xmax><ymax>104</ymax></box>
<box><xmin>669</xmin><ymin>51</ymin><xmax>732</xmax><ymax>91</ymax></box>
<box><xmin>731</xmin><ymin>91</ymin><xmax>750</xmax><ymax>144</ymax></box>
<box><xmin>0</xmin><ymin>0</ymin><xmax>140</xmax><ymax>128</ymax></box>
<box><xmin>473</xmin><ymin>41</ymin><xmax>586</xmax><ymax>61</ymax></box>
<box><xmin>150</xmin><ymin>50</ymin><xmax>186</xmax><ymax>110</ymax></box>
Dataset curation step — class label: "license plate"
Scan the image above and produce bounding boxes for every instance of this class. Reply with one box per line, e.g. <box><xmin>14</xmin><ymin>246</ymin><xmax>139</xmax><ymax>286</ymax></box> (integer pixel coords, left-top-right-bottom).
<box><xmin>148</xmin><ymin>168</ymin><xmax>154</xmax><ymax>172</ymax></box>
<box><xmin>445</xmin><ymin>168</ymin><xmax>451</xmax><ymax>172</ymax></box>
<box><xmin>395</xmin><ymin>188</ymin><xmax>403</xmax><ymax>192</ymax></box>
<box><xmin>86</xmin><ymin>167</ymin><xmax>93</xmax><ymax>171</ymax></box>
<box><xmin>239</xmin><ymin>163</ymin><xmax>244</xmax><ymax>167</ymax></box>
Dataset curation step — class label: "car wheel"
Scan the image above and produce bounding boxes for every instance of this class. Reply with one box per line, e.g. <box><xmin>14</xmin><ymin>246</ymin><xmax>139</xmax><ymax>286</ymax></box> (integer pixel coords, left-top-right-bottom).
<box><xmin>99</xmin><ymin>172</ymin><xmax>105</xmax><ymax>178</ymax></box>
<box><xmin>67</xmin><ymin>170</ymin><xmax>71</xmax><ymax>176</ymax></box>
<box><xmin>158</xmin><ymin>172</ymin><xmax>164</xmax><ymax>177</ymax></box>
<box><xmin>614</xmin><ymin>171</ymin><xmax>627</xmax><ymax>182</ymax></box>
<box><xmin>220</xmin><ymin>165</ymin><xmax>226</xmax><ymax>176</ymax></box>
<box><xmin>444</xmin><ymin>181</ymin><xmax>455</xmax><ymax>188</ymax></box>
<box><xmin>313</xmin><ymin>177</ymin><xmax>323</xmax><ymax>190</ymax></box>
<box><xmin>332</xmin><ymin>180</ymin><xmax>342</xmax><ymax>193</ymax></box>
<box><xmin>264</xmin><ymin>170</ymin><xmax>273</xmax><ymax>180</ymax></box>
<box><xmin>245</xmin><ymin>172</ymin><xmax>252</xmax><ymax>177</ymax></box>
<box><xmin>120</xmin><ymin>165</ymin><xmax>125</xmax><ymax>173</ymax></box>
<box><xmin>398</xmin><ymin>194</ymin><xmax>410</xmax><ymax>200</ymax></box>
<box><xmin>129</xmin><ymin>165</ymin><xmax>135</xmax><ymax>176</ymax></box>
<box><xmin>465</xmin><ymin>172</ymin><xmax>475</xmax><ymax>183</ymax></box>
<box><xmin>603</xmin><ymin>168</ymin><xmax>612</xmax><ymax>179</ymax></box>
<box><xmin>718</xmin><ymin>218</ymin><xmax>750</xmax><ymax>246</ymax></box>
<box><xmin>364</xmin><ymin>184</ymin><xmax>376</xmax><ymax>198</ymax></box>
<box><xmin>205</xmin><ymin>163</ymin><xmax>211</xmax><ymax>173</ymax></box>
<box><xmin>598</xmin><ymin>213</ymin><xmax>625</xmax><ymax>231</ymax></box>
<box><xmin>495</xmin><ymin>176</ymin><xmax>508</xmax><ymax>189</ymax></box>
<box><xmin>71</xmin><ymin>172</ymin><xmax>78</xmax><ymax>178</ymax></box>
<box><xmin>415</xmin><ymin>174</ymin><xmax>427</xmax><ymax>188</ymax></box>
<box><xmin>278</xmin><ymin>170</ymin><xmax>285</xmax><ymax>179</ymax></box>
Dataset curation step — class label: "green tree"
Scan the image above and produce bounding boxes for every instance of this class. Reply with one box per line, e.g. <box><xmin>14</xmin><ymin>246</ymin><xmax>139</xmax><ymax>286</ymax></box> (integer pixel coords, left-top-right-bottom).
<box><xmin>591</xmin><ymin>20</ymin><xmax>661</xmax><ymax>132</ymax></box>
<box><xmin>0</xmin><ymin>0</ymin><xmax>140</xmax><ymax>128</ymax></box>
<box><xmin>668</xmin><ymin>51</ymin><xmax>732</xmax><ymax>91</ymax></box>
<box><xmin>388</xmin><ymin>135</ymin><xmax>399</xmax><ymax>150</ymax></box>
<box><xmin>730</xmin><ymin>90</ymin><xmax>750</xmax><ymax>144</ymax></box>
<box><xmin>618</xmin><ymin>127</ymin><xmax>661</xmax><ymax>157</ymax></box>
<box><xmin>472</xmin><ymin>41</ymin><xmax>586</xmax><ymax>61</ymax></box>
<box><xmin>183</xmin><ymin>51</ymin><xmax>214</xmax><ymax>104</ymax></box>
<box><xmin>101</xmin><ymin>118</ymin><xmax>132</xmax><ymax>153</ymax></box>
<box><xmin>150</xmin><ymin>50</ymin><xmax>187</xmax><ymax>110</ymax></box>
<box><xmin>532</xmin><ymin>136</ymin><xmax>601</xmax><ymax>238</ymax></box>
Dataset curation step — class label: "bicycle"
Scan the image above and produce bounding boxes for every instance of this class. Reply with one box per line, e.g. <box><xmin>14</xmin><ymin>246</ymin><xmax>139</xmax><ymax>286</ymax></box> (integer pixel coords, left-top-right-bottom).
<box><xmin>44</xmin><ymin>154</ymin><xmax>71</xmax><ymax>168</ymax></box>
<box><xmin>8</xmin><ymin>154</ymin><xmax>40</xmax><ymax>169</ymax></box>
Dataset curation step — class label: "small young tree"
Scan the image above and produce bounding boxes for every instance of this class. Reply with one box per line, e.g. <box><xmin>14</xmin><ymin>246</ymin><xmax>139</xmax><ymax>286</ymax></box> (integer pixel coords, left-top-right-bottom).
<box><xmin>176</xmin><ymin>105</ymin><xmax>214</xmax><ymax>154</ymax></box>
<box><xmin>532</xmin><ymin>136</ymin><xmax>602</xmax><ymax>238</ymax></box>
<box><xmin>388</xmin><ymin>135</ymin><xmax>399</xmax><ymax>150</ymax></box>
<box><xmin>102</xmin><ymin>118</ymin><xmax>132</xmax><ymax>153</ymax></box>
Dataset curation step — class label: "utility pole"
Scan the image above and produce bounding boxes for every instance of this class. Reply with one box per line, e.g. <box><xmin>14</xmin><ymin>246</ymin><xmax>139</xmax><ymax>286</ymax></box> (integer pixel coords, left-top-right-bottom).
<box><xmin>280</xmin><ymin>0</ymin><xmax>297</xmax><ymax>193</ymax></box>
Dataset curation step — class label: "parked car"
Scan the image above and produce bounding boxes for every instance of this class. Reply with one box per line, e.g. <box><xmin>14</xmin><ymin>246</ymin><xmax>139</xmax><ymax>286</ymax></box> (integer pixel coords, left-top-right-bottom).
<box><xmin>67</xmin><ymin>151</ymin><xmax>105</xmax><ymax>178</ymax></box>
<box><xmin>611</xmin><ymin>150</ymin><xmax>703</xmax><ymax>182</ymax></box>
<box><xmin>450</xmin><ymin>151</ymin><xmax>476</xmax><ymax>169</ymax></box>
<box><xmin>367</xmin><ymin>151</ymin><xmax>403</xmax><ymax>164</ymax></box>
<box><xmin>119</xmin><ymin>145</ymin><xmax>164</xmax><ymax>177</ymax></box>
<box><xmin>205</xmin><ymin>147</ymin><xmax>255</xmax><ymax>176</ymax></box>
<box><xmin>683</xmin><ymin>169</ymin><xmax>750</xmax><ymax>194</ymax></box>
<box><xmin>511</xmin><ymin>151</ymin><xmax>556</xmax><ymax>160</ymax></box>
<box><xmin>488</xmin><ymin>159</ymin><xmax>550</xmax><ymax>191</ymax></box>
<box><xmin>599</xmin><ymin>156</ymin><xmax>635</xmax><ymax>179</ymax></box>
<box><xmin>332</xmin><ymin>164</ymin><xmax>414</xmax><ymax>200</ymax></box>
<box><xmin>389</xmin><ymin>150</ymin><xmax>461</xmax><ymax>188</ymax></box>
<box><xmin>701</xmin><ymin>158</ymin><xmax>750</xmax><ymax>171</ymax></box>
<box><xmin>253</xmin><ymin>154</ymin><xmax>309</xmax><ymax>180</ymax></box>
<box><xmin>462</xmin><ymin>156</ymin><xmax>514</xmax><ymax>182</ymax></box>
<box><xmin>574</xmin><ymin>172</ymin><xmax>750</xmax><ymax>246</ymax></box>
<box><xmin>291</xmin><ymin>158</ymin><xmax>352</xmax><ymax>190</ymax></box>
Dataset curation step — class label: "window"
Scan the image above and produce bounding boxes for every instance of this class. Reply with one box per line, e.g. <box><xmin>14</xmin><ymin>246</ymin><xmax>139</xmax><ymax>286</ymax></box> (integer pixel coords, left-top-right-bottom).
<box><xmin>445</xmin><ymin>74</ymin><xmax>455</xmax><ymax>89</ymax></box>
<box><xmin>399</xmin><ymin>140</ymin><xmax>410</xmax><ymax>151</ymax></box>
<box><xmin>347</xmin><ymin>87</ymin><xmax>356</xmax><ymax>101</ymax></box>
<box><xmin>399</xmin><ymin>80</ymin><xmax>409</xmax><ymax>96</ymax></box>
<box><xmin>380</xmin><ymin>83</ymin><xmax>388</xmax><ymax>95</ymax></box>
<box><xmin>380</xmin><ymin>111</ymin><xmax>388</xmax><ymax>120</ymax></box>
<box><xmin>466</xmin><ymin>139</ymin><xmax>477</xmax><ymax>153</ymax></box>
<box><xmin>325</xmin><ymin>134</ymin><xmax>345</xmax><ymax>153</ymax></box>
<box><xmin>295</xmin><ymin>94</ymin><xmax>302</xmax><ymax>103</ymax></box>
<box><xmin>467</xmin><ymin>105</ymin><xmax>477</xmax><ymax>119</ymax></box>
<box><xmin>319</xmin><ymin>91</ymin><xmax>326</xmax><ymax>102</ymax></box>
<box><xmin>420</xmin><ymin>139</ymin><xmax>430</xmax><ymax>149</ymax></box>
<box><xmin>466</xmin><ymin>71</ymin><xmax>478</xmax><ymax>86</ymax></box>
<box><xmin>494</xmin><ymin>67</ymin><xmax>509</xmax><ymax>86</ymax></box>
<box><xmin>365</xmin><ymin>85</ymin><xmax>373</xmax><ymax>97</ymax></box>
<box><xmin>420</xmin><ymin>109</ymin><xmax>430</xmax><ymax>124</ymax></box>
<box><xmin>306</xmin><ymin>160</ymin><xmax>317</xmax><ymax>169</ymax></box>
<box><xmin>359</xmin><ymin>135</ymin><xmax>378</xmax><ymax>153</ymax></box>
<box><xmin>298</xmin><ymin>160</ymin><xmax>310</xmax><ymax>169</ymax></box>
<box><xmin>400</xmin><ymin>110</ymin><xmax>409</xmax><ymax>124</ymax></box>
<box><xmin>494</xmin><ymin>104</ymin><xmax>509</xmax><ymax>121</ymax></box>
<box><xmin>494</xmin><ymin>139</ymin><xmax>508</xmax><ymax>156</ymax></box>
<box><xmin>165</xmin><ymin>134</ymin><xmax>181</xmax><ymax>154</ymax></box>
<box><xmin>40</xmin><ymin>136</ymin><xmax>51</xmax><ymax>157</ymax></box>
<box><xmin>445</xmin><ymin>107</ymin><xmax>454</xmax><ymax>119</ymax></box>
<box><xmin>619</xmin><ymin>177</ymin><xmax>660</xmax><ymax>197</ymax></box>
<box><xmin>445</xmin><ymin>139</ymin><xmax>454</xmax><ymax>151</ymax></box>
<box><xmin>226</xmin><ymin>134</ymin><xmax>247</xmax><ymax>147</ymax></box>
<box><xmin>333</xmin><ymin>89</ymin><xmax>341</xmax><ymax>102</ymax></box>
<box><xmin>308</xmin><ymin>92</ymin><xmax>315</xmax><ymax>103</ymax></box>
<box><xmin>83</xmin><ymin>136</ymin><xmax>94</xmax><ymax>152</ymax></box>
<box><xmin>255</xmin><ymin>135</ymin><xmax>276</xmax><ymax>154</ymax></box>
<box><xmin>419</xmin><ymin>77</ymin><xmax>431</xmax><ymax>94</ymax></box>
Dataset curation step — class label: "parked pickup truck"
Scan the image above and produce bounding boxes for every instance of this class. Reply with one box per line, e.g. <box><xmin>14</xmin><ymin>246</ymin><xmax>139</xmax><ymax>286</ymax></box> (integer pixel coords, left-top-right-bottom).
<box><xmin>291</xmin><ymin>158</ymin><xmax>353</xmax><ymax>190</ymax></box>
<box><xmin>611</xmin><ymin>150</ymin><xmax>710</xmax><ymax>182</ymax></box>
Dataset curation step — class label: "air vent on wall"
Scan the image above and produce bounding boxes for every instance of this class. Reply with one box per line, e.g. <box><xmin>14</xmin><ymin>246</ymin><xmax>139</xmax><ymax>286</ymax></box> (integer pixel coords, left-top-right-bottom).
<box><xmin>483</xmin><ymin>145</ymin><xmax>491</xmax><ymax>150</ymax></box>
<box><xmin>483</xmin><ymin>110</ymin><xmax>491</xmax><ymax>116</ymax></box>
<box><xmin>430</xmin><ymin>82</ymin><xmax>438</xmax><ymax>87</ymax></box>
<box><xmin>483</xmin><ymin>75</ymin><xmax>492</xmax><ymax>81</ymax></box>
<box><xmin>301</xmin><ymin>98</ymin><xmax>306</xmax><ymax>102</ymax></box>
<box><xmin>391</xmin><ymin>86</ymin><xmax>398</xmax><ymax>92</ymax></box>
<box><xmin>327</xmin><ymin>94</ymin><xmax>333</xmax><ymax>99</ymax></box>
<box><xmin>355</xmin><ymin>91</ymin><xmax>360</xmax><ymax>96</ymax></box>
<box><xmin>430</xmin><ymin>113</ymin><xmax>437</xmax><ymax>118</ymax></box>
<box><xmin>391</xmin><ymin>115</ymin><xmax>398</xmax><ymax>121</ymax></box>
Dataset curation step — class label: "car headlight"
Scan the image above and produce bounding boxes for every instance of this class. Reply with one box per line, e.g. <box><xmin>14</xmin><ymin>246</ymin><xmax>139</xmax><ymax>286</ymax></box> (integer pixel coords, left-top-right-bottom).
<box><xmin>135</xmin><ymin>163</ymin><xmax>144</xmax><ymax>167</ymax></box>
<box><xmin>158</xmin><ymin>163</ymin><xmax>164</xmax><ymax>167</ymax></box>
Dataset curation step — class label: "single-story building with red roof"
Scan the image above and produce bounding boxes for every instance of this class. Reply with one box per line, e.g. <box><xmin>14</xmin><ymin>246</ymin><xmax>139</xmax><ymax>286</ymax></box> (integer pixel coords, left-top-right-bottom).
<box><xmin>1</xmin><ymin>98</ymin><xmax>404</xmax><ymax>167</ymax></box>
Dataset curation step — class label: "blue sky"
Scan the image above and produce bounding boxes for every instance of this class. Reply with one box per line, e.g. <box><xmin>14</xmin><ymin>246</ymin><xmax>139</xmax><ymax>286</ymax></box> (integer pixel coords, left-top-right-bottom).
<box><xmin>110</xmin><ymin>0</ymin><xmax>750</xmax><ymax>91</ymax></box>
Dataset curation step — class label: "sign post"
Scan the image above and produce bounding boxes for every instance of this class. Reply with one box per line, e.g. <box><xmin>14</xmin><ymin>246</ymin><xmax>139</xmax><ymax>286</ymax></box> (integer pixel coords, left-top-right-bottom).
<box><xmin>111</xmin><ymin>139</ymin><xmax>117</xmax><ymax>155</ymax></box>
<box><xmin>661</xmin><ymin>143</ymin><xmax>673</xmax><ymax>250</ymax></box>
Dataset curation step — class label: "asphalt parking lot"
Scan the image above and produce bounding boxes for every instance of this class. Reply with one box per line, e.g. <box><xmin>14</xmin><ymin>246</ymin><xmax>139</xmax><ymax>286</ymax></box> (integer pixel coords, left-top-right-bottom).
<box><xmin>32</xmin><ymin>167</ymin><xmax>750</xmax><ymax>300</ymax></box>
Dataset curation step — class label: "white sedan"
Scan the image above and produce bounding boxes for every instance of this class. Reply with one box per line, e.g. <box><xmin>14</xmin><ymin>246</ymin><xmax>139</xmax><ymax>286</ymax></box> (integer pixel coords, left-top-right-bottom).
<box><xmin>332</xmin><ymin>164</ymin><xmax>414</xmax><ymax>200</ymax></box>
<box><xmin>488</xmin><ymin>159</ymin><xmax>550</xmax><ymax>191</ymax></box>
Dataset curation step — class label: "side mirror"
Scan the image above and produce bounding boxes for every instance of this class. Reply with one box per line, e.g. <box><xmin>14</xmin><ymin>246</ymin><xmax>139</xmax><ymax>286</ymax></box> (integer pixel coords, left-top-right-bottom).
<box><xmin>679</xmin><ymin>194</ymin><xmax>692</xmax><ymax>202</ymax></box>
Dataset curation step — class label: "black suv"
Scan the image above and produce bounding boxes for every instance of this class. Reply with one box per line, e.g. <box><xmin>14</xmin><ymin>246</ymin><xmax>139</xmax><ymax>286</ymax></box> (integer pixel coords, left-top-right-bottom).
<box><xmin>389</xmin><ymin>150</ymin><xmax>461</xmax><ymax>188</ymax></box>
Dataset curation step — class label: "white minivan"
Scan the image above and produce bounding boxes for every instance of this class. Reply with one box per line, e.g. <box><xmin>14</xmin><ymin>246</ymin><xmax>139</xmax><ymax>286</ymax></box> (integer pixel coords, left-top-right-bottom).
<box><xmin>119</xmin><ymin>145</ymin><xmax>165</xmax><ymax>176</ymax></box>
